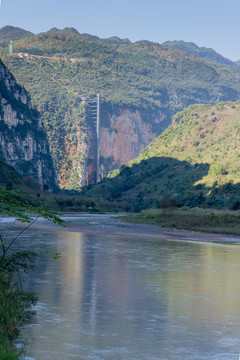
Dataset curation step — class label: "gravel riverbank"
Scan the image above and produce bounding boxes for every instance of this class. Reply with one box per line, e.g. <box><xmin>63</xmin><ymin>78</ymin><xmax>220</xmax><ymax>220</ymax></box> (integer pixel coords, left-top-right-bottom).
<box><xmin>28</xmin><ymin>214</ymin><xmax>240</xmax><ymax>244</ymax></box>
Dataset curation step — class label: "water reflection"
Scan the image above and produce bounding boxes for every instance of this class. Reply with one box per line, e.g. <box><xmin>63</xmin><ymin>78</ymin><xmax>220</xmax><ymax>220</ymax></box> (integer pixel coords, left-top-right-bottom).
<box><xmin>20</xmin><ymin>228</ymin><xmax>240</xmax><ymax>360</ymax></box>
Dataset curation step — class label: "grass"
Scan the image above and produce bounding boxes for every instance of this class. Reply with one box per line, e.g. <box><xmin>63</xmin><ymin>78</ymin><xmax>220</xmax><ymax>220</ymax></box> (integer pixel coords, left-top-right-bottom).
<box><xmin>0</xmin><ymin>347</ymin><xmax>18</xmax><ymax>360</ymax></box>
<box><xmin>0</xmin><ymin>273</ymin><xmax>37</xmax><ymax>360</ymax></box>
<box><xmin>122</xmin><ymin>207</ymin><xmax>240</xmax><ymax>236</ymax></box>
<box><xmin>0</xmin><ymin>277</ymin><xmax>21</xmax><ymax>359</ymax></box>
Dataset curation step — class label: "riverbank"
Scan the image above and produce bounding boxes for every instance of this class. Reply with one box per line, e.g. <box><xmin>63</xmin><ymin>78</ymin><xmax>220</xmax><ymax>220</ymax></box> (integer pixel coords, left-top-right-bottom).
<box><xmin>122</xmin><ymin>208</ymin><xmax>240</xmax><ymax>238</ymax></box>
<box><xmin>27</xmin><ymin>213</ymin><xmax>240</xmax><ymax>243</ymax></box>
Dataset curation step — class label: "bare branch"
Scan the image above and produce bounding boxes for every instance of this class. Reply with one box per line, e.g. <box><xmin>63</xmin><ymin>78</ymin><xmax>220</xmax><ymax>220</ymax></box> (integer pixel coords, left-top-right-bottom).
<box><xmin>6</xmin><ymin>218</ymin><xmax>18</xmax><ymax>241</ymax></box>
<box><xmin>4</xmin><ymin>215</ymin><xmax>40</xmax><ymax>256</ymax></box>
<box><xmin>0</xmin><ymin>233</ymin><xmax>5</xmax><ymax>254</ymax></box>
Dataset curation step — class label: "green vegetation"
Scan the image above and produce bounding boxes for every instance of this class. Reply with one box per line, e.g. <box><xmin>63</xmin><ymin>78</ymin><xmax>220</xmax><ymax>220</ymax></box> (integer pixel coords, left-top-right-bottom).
<box><xmin>0</xmin><ymin>26</ymin><xmax>33</xmax><ymax>43</ymax></box>
<box><xmin>162</xmin><ymin>40</ymin><xmax>239</xmax><ymax>68</ymax></box>
<box><xmin>0</xmin><ymin>158</ymin><xmax>21</xmax><ymax>187</ymax></box>
<box><xmin>87</xmin><ymin>101</ymin><xmax>240</xmax><ymax>211</ymax></box>
<box><xmin>0</xmin><ymin>187</ymin><xmax>63</xmax><ymax>358</ymax></box>
<box><xmin>0</xmin><ymin>264</ymin><xmax>37</xmax><ymax>360</ymax></box>
<box><xmin>4</xmin><ymin>33</ymin><xmax>240</xmax><ymax>109</ymax></box>
<box><xmin>123</xmin><ymin>208</ymin><xmax>240</xmax><ymax>236</ymax></box>
<box><xmin>0</xmin><ymin>154</ymin><xmax>129</xmax><ymax>213</ymax></box>
<box><xmin>2</xmin><ymin>30</ymin><xmax>240</xmax><ymax>189</ymax></box>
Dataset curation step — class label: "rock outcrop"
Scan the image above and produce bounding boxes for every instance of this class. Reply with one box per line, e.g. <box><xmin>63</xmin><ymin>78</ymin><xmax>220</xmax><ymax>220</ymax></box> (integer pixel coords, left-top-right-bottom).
<box><xmin>86</xmin><ymin>103</ymin><xmax>170</xmax><ymax>182</ymax></box>
<box><xmin>0</xmin><ymin>59</ymin><xmax>56</xmax><ymax>189</ymax></box>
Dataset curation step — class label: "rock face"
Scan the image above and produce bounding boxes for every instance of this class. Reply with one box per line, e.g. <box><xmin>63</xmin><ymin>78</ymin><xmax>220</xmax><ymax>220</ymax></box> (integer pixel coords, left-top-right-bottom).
<box><xmin>86</xmin><ymin>103</ymin><xmax>170</xmax><ymax>182</ymax></box>
<box><xmin>0</xmin><ymin>59</ymin><xmax>56</xmax><ymax>189</ymax></box>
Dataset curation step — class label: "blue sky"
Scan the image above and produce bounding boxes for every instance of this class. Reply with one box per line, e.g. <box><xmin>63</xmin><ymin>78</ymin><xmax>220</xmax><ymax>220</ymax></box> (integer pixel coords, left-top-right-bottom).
<box><xmin>0</xmin><ymin>0</ymin><xmax>239</xmax><ymax>61</ymax></box>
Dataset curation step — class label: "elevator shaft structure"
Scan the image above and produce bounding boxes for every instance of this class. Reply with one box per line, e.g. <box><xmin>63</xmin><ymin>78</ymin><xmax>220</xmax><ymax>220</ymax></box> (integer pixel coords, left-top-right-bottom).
<box><xmin>9</xmin><ymin>41</ymin><xmax>14</xmax><ymax>54</ymax></box>
<box><xmin>96</xmin><ymin>94</ymin><xmax>100</xmax><ymax>182</ymax></box>
<box><xmin>80</xmin><ymin>94</ymin><xmax>100</xmax><ymax>184</ymax></box>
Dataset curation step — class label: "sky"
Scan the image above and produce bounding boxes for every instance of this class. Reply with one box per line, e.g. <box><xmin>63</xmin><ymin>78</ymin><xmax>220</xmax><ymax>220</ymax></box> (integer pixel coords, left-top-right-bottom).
<box><xmin>0</xmin><ymin>0</ymin><xmax>239</xmax><ymax>61</ymax></box>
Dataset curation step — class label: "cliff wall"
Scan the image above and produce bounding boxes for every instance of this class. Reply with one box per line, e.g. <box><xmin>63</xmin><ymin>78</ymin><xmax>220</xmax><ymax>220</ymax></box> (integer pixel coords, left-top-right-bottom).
<box><xmin>0</xmin><ymin>60</ymin><xmax>56</xmax><ymax>189</ymax></box>
<box><xmin>96</xmin><ymin>103</ymin><xmax>170</xmax><ymax>179</ymax></box>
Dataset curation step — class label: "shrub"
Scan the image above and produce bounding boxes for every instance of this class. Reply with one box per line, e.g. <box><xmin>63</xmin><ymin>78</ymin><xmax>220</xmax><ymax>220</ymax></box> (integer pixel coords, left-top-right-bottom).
<box><xmin>157</xmin><ymin>196</ymin><xmax>182</xmax><ymax>209</ymax></box>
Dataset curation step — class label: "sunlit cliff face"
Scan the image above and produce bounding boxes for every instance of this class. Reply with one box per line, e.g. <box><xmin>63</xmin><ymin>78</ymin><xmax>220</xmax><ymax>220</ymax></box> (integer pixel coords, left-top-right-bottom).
<box><xmin>66</xmin><ymin>104</ymin><xmax>168</xmax><ymax>187</ymax></box>
<box><xmin>96</xmin><ymin>105</ymin><xmax>168</xmax><ymax>181</ymax></box>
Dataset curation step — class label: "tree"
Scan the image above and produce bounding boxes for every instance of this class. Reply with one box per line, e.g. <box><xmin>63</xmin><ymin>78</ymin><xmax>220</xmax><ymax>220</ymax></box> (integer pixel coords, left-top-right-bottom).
<box><xmin>0</xmin><ymin>186</ymin><xmax>63</xmax><ymax>358</ymax></box>
<box><xmin>0</xmin><ymin>186</ymin><xmax>63</xmax><ymax>274</ymax></box>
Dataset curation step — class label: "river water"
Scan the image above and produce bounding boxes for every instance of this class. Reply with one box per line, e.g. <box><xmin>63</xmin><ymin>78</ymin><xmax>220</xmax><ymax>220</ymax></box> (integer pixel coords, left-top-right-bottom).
<box><xmin>9</xmin><ymin>215</ymin><xmax>240</xmax><ymax>359</ymax></box>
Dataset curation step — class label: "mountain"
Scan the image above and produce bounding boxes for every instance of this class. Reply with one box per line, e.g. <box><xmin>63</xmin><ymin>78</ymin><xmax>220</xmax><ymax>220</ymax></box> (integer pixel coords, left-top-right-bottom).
<box><xmin>2</xmin><ymin>30</ymin><xmax>240</xmax><ymax>190</ymax></box>
<box><xmin>105</xmin><ymin>36</ymin><xmax>131</xmax><ymax>43</ymax></box>
<box><xmin>162</xmin><ymin>40</ymin><xmax>239</xmax><ymax>69</ymax></box>
<box><xmin>45</xmin><ymin>27</ymin><xmax>130</xmax><ymax>42</ymax></box>
<box><xmin>45</xmin><ymin>27</ymin><xmax>100</xmax><ymax>41</ymax></box>
<box><xmin>0</xmin><ymin>59</ymin><xmax>56</xmax><ymax>190</ymax></box>
<box><xmin>0</xmin><ymin>25</ymin><xmax>34</xmax><ymax>43</ymax></box>
<box><xmin>46</xmin><ymin>27</ymin><xmax>81</xmax><ymax>36</ymax></box>
<box><xmin>87</xmin><ymin>100</ymin><xmax>240</xmax><ymax>210</ymax></box>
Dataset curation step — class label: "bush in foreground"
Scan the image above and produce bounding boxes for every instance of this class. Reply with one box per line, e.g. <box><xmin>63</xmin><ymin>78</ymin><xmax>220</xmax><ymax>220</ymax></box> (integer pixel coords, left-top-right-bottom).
<box><xmin>0</xmin><ymin>186</ymin><xmax>63</xmax><ymax>358</ymax></box>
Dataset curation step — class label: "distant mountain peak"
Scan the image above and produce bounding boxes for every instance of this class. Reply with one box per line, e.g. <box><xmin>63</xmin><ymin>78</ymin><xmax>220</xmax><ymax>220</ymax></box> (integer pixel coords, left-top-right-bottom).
<box><xmin>46</xmin><ymin>27</ymin><xmax>60</xmax><ymax>33</ymax></box>
<box><xmin>0</xmin><ymin>25</ymin><xmax>34</xmax><ymax>43</ymax></box>
<box><xmin>80</xmin><ymin>33</ymin><xmax>99</xmax><ymax>41</ymax></box>
<box><xmin>164</xmin><ymin>40</ymin><xmax>199</xmax><ymax>50</ymax></box>
<box><xmin>105</xmin><ymin>36</ymin><xmax>131</xmax><ymax>43</ymax></box>
<box><xmin>46</xmin><ymin>27</ymin><xmax>80</xmax><ymax>35</ymax></box>
<box><xmin>162</xmin><ymin>40</ymin><xmax>239</xmax><ymax>69</ymax></box>
<box><xmin>45</xmin><ymin>27</ymin><xmax>99</xmax><ymax>41</ymax></box>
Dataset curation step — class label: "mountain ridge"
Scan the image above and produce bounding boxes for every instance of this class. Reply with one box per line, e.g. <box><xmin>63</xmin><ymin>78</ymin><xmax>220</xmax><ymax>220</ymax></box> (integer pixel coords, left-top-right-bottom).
<box><xmin>0</xmin><ymin>26</ymin><xmax>237</xmax><ymax>67</ymax></box>
<box><xmin>0</xmin><ymin>25</ymin><xmax>131</xmax><ymax>46</ymax></box>
<box><xmin>162</xmin><ymin>40</ymin><xmax>239</xmax><ymax>69</ymax></box>
<box><xmin>2</xmin><ymin>26</ymin><xmax>240</xmax><ymax>191</ymax></box>
<box><xmin>0</xmin><ymin>25</ymin><xmax>34</xmax><ymax>43</ymax></box>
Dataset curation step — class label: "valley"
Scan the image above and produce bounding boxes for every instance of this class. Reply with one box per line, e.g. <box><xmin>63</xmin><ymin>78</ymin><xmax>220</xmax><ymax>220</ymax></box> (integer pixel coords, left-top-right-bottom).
<box><xmin>1</xmin><ymin>23</ymin><xmax>240</xmax><ymax>360</ymax></box>
<box><xmin>1</xmin><ymin>26</ymin><xmax>240</xmax><ymax>191</ymax></box>
<box><xmin>1</xmin><ymin>26</ymin><xmax>240</xmax><ymax>212</ymax></box>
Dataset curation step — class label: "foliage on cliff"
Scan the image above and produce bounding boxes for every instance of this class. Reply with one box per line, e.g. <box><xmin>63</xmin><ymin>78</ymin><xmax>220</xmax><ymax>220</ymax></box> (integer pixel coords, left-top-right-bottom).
<box><xmin>3</xmin><ymin>32</ymin><xmax>240</xmax><ymax>109</ymax></box>
<box><xmin>88</xmin><ymin>100</ymin><xmax>240</xmax><ymax>210</ymax></box>
<box><xmin>2</xmin><ymin>29</ymin><xmax>240</xmax><ymax>190</ymax></box>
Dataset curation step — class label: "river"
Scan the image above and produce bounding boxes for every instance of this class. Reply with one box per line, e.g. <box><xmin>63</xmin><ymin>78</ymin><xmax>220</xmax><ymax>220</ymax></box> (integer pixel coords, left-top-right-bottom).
<box><xmin>7</xmin><ymin>214</ymin><xmax>240</xmax><ymax>359</ymax></box>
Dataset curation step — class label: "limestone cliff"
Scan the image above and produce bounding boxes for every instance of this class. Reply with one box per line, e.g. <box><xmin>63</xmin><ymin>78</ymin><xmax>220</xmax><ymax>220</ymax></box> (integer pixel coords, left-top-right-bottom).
<box><xmin>0</xmin><ymin>59</ymin><xmax>56</xmax><ymax>189</ymax></box>
<box><xmin>83</xmin><ymin>102</ymin><xmax>170</xmax><ymax>184</ymax></box>
<box><xmin>97</xmin><ymin>103</ymin><xmax>170</xmax><ymax>179</ymax></box>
